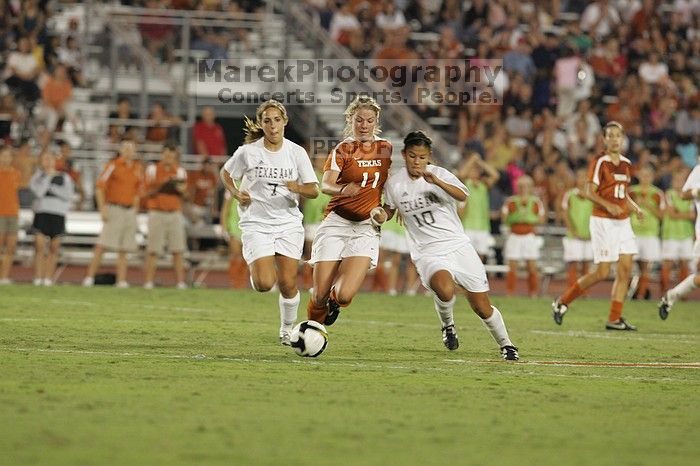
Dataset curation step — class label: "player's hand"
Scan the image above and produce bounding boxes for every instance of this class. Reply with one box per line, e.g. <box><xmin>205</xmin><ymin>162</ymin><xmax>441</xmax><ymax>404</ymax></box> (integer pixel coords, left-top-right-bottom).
<box><xmin>422</xmin><ymin>171</ymin><xmax>440</xmax><ymax>185</ymax></box>
<box><xmin>635</xmin><ymin>208</ymin><xmax>645</xmax><ymax>220</ymax></box>
<box><xmin>339</xmin><ymin>182</ymin><xmax>361</xmax><ymax>197</ymax></box>
<box><xmin>606</xmin><ymin>204</ymin><xmax>624</xmax><ymax>216</ymax></box>
<box><xmin>370</xmin><ymin>206</ymin><xmax>387</xmax><ymax>227</ymax></box>
<box><xmin>235</xmin><ymin>190</ymin><xmax>252</xmax><ymax>206</ymax></box>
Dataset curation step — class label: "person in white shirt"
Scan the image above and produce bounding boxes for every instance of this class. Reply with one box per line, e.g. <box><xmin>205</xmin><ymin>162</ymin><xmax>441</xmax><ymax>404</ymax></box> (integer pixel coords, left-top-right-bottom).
<box><xmin>638</xmin><ymin>53</ymin><xmax>669</xmax><ymax>84</ymax></box>
<box><xmin>382</xmin><ymin>131</ymin><xmax>519</xmax><ymax>361</ymax></box>
<box><xmin>220</xmin><ymin>100</ymin><xmax>319</xmax><ymax>345</ymax></box>
<box><xmin>658</xmin><ymin>157</ymin><xmax>700</xmax><ymax>319</ymax></box>
<box><xmin>4</xmin><ymin>36</ymin><xmax>40</xmax><ymax>104</ymax></box>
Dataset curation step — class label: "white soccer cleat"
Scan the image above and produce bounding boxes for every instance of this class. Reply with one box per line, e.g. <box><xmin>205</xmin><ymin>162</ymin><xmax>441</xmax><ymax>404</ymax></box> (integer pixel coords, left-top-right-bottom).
<box><xmin>0</xmin><ymin>278</ymin><xmax>12</xmax><ymax>285</ymax></box>
<box><xmin>552</xmin><ymin>299</ymin><xmax>568</xmax><ymax>325</ymax></box>
<box><xmin>33</xmin><ymin>278</ymin><xmax>42</xmax><ymax>286</ymax></box>
<box><xmin>82</xmin><ymin>277</ymin><xmax>94</xmax><ymax>287</ymax></box>
<box><xmin>116</xmin><ymin>281</ymin><xmax>129</xmax><ymax>289</ymax></box>
<box><xmin>43</xmin><ymin>279</ymin><xmax>54</xmax><ymax>287</ymax></box>
<box><xmin>143</xmin><ymin>282</ymin><xmax>154</xmax><ymax>290</ymax></box>
<box><xmin>176</xmin><ymin>282</ymin><xmax>188</xmax><ymax>290</ymax></box>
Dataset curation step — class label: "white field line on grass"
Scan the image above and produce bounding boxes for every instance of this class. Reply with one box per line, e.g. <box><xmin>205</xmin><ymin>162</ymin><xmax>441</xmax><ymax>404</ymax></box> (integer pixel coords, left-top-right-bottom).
<box><xmin>444</xmin><ymin>358</ymin><xmax>700</xmax><ymax>369</ymax></box>
<box><xmin>531</xmin><ymin>329</ymin><xmax>699</xmax><ymax>344</ymax></box>
<box><xmin>0</xmin><ymin>346</ymin><xmax>698</xmax><ymax>384</ymax></box>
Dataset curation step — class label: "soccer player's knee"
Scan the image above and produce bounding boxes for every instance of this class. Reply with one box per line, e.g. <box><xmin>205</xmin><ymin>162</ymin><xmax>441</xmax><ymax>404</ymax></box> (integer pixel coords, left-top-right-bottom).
<box><xmin>432</xmin><ymin>283</ymin><xmax>455</xmax><ymax>302</ymax></box>
<box><xmin>334</xmin><ymin>289</ymin><xmax>354</xmax><ymax>307</ymax></box>
<box><xmin>277</xmin><ymin>278</ymin><xmax>297</xmax><ymax>296</ymax></box>
<box><xmin>252</xmin><ymin>277</ymin><xmax>275</xmax><ymax>292</ymax></box>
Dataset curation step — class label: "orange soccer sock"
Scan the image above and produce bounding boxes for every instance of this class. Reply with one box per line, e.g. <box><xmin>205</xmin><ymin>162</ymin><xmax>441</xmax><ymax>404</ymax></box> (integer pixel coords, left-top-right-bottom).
<box><xmin>567</xmin><ymin>263</ymin><xmax>578</xmax><ymax>287</ymax></box>
<box><xmin>506</xmin><ymin>269</ymin><xmax>517</xmax><ymax>295</ymax></box>
<box><xmin>608</xmin><ymin>300</ymin><xmax>624</xmax><ymax>323</ymax></box>
<box><xmin>660</xmin><ymin>265</ymin><xmax>671</xmax><ymax>293</ymax></box>
<box><xmin>528</xmin><ymin>271</ymin><xmax>539</xmax><ymax>296</ymax></box>
<box><xmin>561</xmin><ymin>282</ymin><xmax>584</xmax><ymax>306</ymax></box>
<box><xmin>679</xmin><ymin>263</ymin><xmax>690</xmax><ymax>281</ymax></box>
<box><xmin>307</xmin><ymin>299</ymin><xmax>327</xmax><ymax>323</ymax></box>
<box><xmin>637</xmin><ymin>274</ymin><xmax>650</xmax><ymax>298</ymax></box>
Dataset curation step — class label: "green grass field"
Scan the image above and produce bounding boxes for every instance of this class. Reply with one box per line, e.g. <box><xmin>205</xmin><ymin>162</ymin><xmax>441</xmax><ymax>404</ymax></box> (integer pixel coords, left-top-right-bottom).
<box><xmin>1</xmin><ymin>285</ymin><xmax>698</xmax><ymax>466</ymax></box>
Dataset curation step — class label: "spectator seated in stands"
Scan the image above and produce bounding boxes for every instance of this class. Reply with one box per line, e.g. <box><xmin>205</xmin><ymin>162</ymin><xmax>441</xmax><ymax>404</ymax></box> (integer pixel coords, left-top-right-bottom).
<box><xmin>4</xmin><ymin>36</ymin><xmax>41</xmax><ymax>107</ymax></box>
<box><xmin>57</xmin><ymin>35</ymin><xmax>86</xmax><ymax>87</ymax></box>
<box><xmin>145</xmin><ymin>102</ymin><xmax>182</xmax><ymax>143</ymax></box>
<box><xmin>192</xmin><ymin>105</ymin><xmax>227</xmax><ymax>159</ymax></box>
<box><xmin>109</xmin><ymin>97</ymin><xmax>137</xmax><ymax>140</ymax></box>
<box><xmin>40</xmin><ymin>64</ymin><xmax>73</xmax><ymax>132</ymax></box>
<box><xmin>191</xmin><ymin>0</ymin><xmax>231</xmax><ymax>60</ymax></box>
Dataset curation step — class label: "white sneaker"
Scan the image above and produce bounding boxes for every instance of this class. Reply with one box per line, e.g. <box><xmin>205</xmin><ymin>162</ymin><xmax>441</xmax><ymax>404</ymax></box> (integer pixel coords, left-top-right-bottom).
<box><xmin>83</xmin><ymin>277</ymin><xmax>94</xmax><ymax>287</ymax></box>
<box><xmin>43</xmin><ymin>279</ymin><xmax>54</xmax><ymax>287</ymax></box>
<box><xmin>176</xmin><ymin>282</ymin><xmax>188</xmax><ymax>290</ymax></box>
<box><xmin>33</xmin><ymin>278</ymin><xmax>42</xmax><ymax>286</ymax></box>
<box><xmin>388</xmin><ymin>288</ymin><xmax>398</xmax><ymax>297</ymax></box>
<box><xmin>0</xmin><ymin>278</ymin><xmax>12</xmax><ymax>285</ymax></box>
<box><xmin>116</xmin><ymin>281</ymin><xmax>129</xmax><ymax>289</ymax></box>
<box><xmin>143</xmin><ymin>282</ymin><xmax>154</xmax><ymax>290</ymax></box>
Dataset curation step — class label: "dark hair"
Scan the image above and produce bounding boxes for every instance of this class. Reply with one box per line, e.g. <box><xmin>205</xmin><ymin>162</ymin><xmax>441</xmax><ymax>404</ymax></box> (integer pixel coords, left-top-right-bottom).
<box><xmin>163</xmin><ymin>141</ymin><xmax>179</xmax><ymax>153</ymax></box>
<box><xmin>403</xmin><ymin>130</ymin><xmax>432</xmax><ymax>151</ymax></box>
<box><xmin>117</xmin><ymin>97</ymin><xmax>130</xmax><ymax>105</ymax></box>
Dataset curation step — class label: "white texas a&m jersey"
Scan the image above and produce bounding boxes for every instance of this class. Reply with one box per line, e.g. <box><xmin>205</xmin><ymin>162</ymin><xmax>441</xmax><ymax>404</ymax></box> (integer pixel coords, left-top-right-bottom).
<box><xmin>384</xmin><ymin>165</ymin><xmax>470</xmax><ymax>261</ymax></box>
<box><xmin>223</xmin><ymin>137</ymin><xmax>317</xmax><ymax>231</ymax></box>
<box><xmin>682</xmin><ymin>164</ymin><xmax>700</xmax><ymax>237</ymax></box>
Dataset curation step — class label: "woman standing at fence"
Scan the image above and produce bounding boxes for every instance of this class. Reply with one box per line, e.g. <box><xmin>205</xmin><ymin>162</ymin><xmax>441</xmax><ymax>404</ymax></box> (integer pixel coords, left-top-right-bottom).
<box><xmin>30</xmin><ymin>150</ymin><xmax>74</xmax><ymax>286</ymax></box>
<box><xmin>220</xmin><ymin>100</ymin><xmax>319</xmax><ymax>345</ymax></box>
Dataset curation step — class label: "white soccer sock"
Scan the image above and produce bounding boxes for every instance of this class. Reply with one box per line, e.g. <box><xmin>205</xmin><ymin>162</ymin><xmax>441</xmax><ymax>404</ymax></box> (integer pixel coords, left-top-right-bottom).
<box><xmin>668</xmin><ymin>274</ymin><xmax>697</xmax><ymax>305</ymax></box>
<box><xmin>279</xmin><ymin>291</ymin><xmax>300</xmax><ymax>332</ymax></box>
<box><xmin>433</xmin><ymin>295</ymin><xmax>456</xmax><ymax>328</ymax></box>
<box><xmin>481</xmin><ymin>306</ymin><xmax>513</xmax><ymax>348</ymax></box>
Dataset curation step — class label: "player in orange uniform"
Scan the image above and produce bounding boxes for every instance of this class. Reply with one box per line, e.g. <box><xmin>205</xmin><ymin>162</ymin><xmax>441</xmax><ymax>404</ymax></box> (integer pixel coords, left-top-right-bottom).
<box><xmin>307</xmin><ymin>95</ymin><xmax>392</xmax><ymax>325</ymax></box>
<box><xmin>0</xmin><ymin>145</ymin><xmax>21</xmax><ymax>284</ymax></box>
<box><xmin>552</xmin><ymin>122</ymin><xmax>643</xmax><ymax>330</ymax></box>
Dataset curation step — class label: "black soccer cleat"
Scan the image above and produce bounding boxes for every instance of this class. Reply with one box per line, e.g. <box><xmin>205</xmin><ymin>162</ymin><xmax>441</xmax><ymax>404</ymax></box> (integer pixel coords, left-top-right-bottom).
<box><xmin>501</xmin><ymin>345</ymin><xmax>519</xmax><ymax>361</ymax></box>
<box><xmin>324</xmin><ymin>298</ymin><xmax>341</xmax><ymax>326</ymax></box>
<box><xmin>442</xmin><ymin>325</ymin><xmax>459</xmax><ymax>351</ymax></box>
<box><xmin>605</xmin><ymin>317</ymin><xmax>637</xmax><ymax>331</ymax></box>
<box><xmin>552</xmin><ymin>298</ymin><xmax>568</xmax><ymax>326</ymax></box>
<box><xmin>658</xmin><ymin>295</ymin><xmax>671</xmax><ymax>320</ymax></box>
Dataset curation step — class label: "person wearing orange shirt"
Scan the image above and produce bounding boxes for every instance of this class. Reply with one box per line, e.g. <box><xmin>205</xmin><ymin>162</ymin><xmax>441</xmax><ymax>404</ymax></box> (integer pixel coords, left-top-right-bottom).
<box><xmin>40</xmin><ymin>64</ymin><xmax>73</xmax><ymax>131</ymax></box>
<box><xmin>186</xmin><ymin>157</ymin><xmax>218</xmax><ymax>226</ymax></box>
<box><xmin>83</xmin><ymin>141</ymin><xmax>144</xmax><ymax>288</ymax></box>
<box><xmin>306</xmin><ymin>95</ymin><xmax>392</xmax><ymax>326</ymax></box>
<box><xmin>0</xmin><ymin>146</ymin><xmax>21</xmax><ymax>284</ymax></box>
<box><xmin>143</xmin><ymin>143</ymin><xmax>189</xmax><ymax>289</ymax></box>
<box><xmin>553</xmin><ymin>122</ymin><xmax>644</xmax><ymax>330</ymax></box>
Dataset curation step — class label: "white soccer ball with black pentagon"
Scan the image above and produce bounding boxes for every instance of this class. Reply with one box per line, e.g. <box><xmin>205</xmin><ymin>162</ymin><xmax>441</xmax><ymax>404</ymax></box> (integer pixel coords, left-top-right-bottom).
<box><xmin>290</xmin><ymin>320</ymin><xmax>328</xmax><ymax>357</ymax></box>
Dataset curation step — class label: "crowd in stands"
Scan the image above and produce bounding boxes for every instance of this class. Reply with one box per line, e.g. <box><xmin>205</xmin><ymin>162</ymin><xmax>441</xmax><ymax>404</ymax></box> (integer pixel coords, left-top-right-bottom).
<box><xmin>307</xmin><ymin>0</ymin><xmax>700</xmax><ymax>221</ymax></box>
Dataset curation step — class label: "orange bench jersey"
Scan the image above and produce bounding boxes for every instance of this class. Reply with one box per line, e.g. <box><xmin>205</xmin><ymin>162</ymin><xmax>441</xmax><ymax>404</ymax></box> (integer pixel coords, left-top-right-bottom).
<box><xmin>587</xmin><ymin>153</ymin><xmax>632</xmax><ymax>220</ymax></box>
<box><xmin>323</xmin><ymin>137</ymin><xmax>392</xmax><ymax>222</ymax></box>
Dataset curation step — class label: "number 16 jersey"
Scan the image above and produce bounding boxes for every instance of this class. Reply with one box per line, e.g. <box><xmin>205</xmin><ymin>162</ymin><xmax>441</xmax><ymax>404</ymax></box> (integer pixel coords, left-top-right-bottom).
<box><xmin>384</xmin><ymin>165</ymin><xmax>470</xmax><ymax>262</ymax></box>
<box><xmin>587</xmin><ymin>153</ymin><xmax>632</xmax><ymax>220</ymax></box>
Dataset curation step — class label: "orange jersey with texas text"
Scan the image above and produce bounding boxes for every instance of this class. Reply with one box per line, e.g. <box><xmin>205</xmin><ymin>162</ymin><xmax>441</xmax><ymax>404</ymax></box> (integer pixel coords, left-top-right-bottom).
<box><xmin>587</xmin><ymin>153</ymin><xmax>632</xmax><ymax>220</ymax></box>
<box><xmin>323</xmin><ymin>137</ymin><xmax>392</xmax><ymax>221</ymax></box>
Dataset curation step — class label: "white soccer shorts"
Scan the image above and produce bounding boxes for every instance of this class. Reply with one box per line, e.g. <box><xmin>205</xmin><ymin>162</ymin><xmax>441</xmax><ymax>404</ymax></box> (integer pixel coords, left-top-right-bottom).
<box><xmin>503</xmin><ymin>233</ymin><xmax>542</xmax><ymax>261</ymax></box>
<box><xmin>415</xmin><ymin>243</ymin><xmax>489</xmax><ymax>294</ymax></box>
<box><xmin>241</xmin><ymin>224</ymin><xmax>304</xmax><ymax>264</ymax></box>
<box><xmin>589</xmin><ymin>216</ymin><xmax>638</xmax><ymax>264</ymax></box>
<box><xmin>380</xmin><ymin>230</ymin><xmax>409</xmax><ymax>254</ymax></box>
<box><xmin>634</xmin><ymin>236</ymin><xmax>661</xmax><ymax>262</ymax></box>
<box><xmin>309</xmin><ymin>211</ymin><xmax>380</xmax><ymax>269</ymax></box>
<box><xmin>464</xmin><ymin>229</ymin><xmax>495</xmax><ymax>256</ymax></box>
<box><xmin>562</xmin><ymin>237</ymin><xmax>593</xmax><ymax>262</ymax></box>
<box><xmin>661</xmin><ymin>239</ymin><xmax>694</xmax><ymax>261</ymax></box>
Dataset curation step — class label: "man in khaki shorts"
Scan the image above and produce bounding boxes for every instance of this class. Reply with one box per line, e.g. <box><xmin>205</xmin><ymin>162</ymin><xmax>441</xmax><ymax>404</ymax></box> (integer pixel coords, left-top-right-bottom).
<box><xmin>84</xmin><ymin>140</ymin><xmax>144</xmax><ymax>288</ymax></box>
<box><xmin>0</xmin><ymin>145</ymin><xmax>21</xmax><ymax>285</ymax></box>
<box><xmin>143</xmin><ymin>143</ymin><xmax>188</xmax><ymax>289</ymax></box>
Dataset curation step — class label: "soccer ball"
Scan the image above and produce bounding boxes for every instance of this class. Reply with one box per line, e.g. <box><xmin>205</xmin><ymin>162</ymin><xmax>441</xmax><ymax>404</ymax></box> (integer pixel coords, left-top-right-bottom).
<box><xmin>290</xmin><ymin>320</ymin><xmax>328</xmax><ymax>357</ymax></box>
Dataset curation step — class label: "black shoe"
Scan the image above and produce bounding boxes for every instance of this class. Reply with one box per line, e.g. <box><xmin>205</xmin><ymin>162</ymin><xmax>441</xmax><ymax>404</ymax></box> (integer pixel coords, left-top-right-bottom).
<box><xmin>501</xmin><ymin>345</ymin><xmax>519</xmax><ymax>361</ymax></box>
<box><xmin>658</xmin><ymin>295</ymin><xmax>671</xmax><ymax>320</ymax></box>
<box><xmin>552</xmin><ymin>298</ymin><xmax>568</xmax><ymax>326</ymax></box>
<box><xmin>442</xmin><ymin>325</ymin><xmax>459</xmax><ymax>351</ymax></box>
<box><xmin>605</xmin><ymin>317</ymin><xmax>637</xmax><ymax>331</ymax></box>
<box><xmin>324</xmin><ymin>298</ymin><xmax>341</xmax><ymax>326</ymax></box>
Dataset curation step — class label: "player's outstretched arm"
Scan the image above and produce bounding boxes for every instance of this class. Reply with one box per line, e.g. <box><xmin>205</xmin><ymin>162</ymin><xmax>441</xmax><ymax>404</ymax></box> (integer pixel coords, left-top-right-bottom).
<box><xmin>423</xmin><ymin>172</ymin><xmax>467</xmax><ymax>201</ymax></box>
<box><xmin>321</xmin><ymin>170</ymin><xmax>360</xmax><ymax>197</ymax></box>
<box><xmin>625</xmin><ymin>193</ymin><xmax>644</xmax><ymax>219</ymax></box>
<box><xmin>286</xmin><ymin>181</ymin><xmax>319</xmax><ymax>199</ymax></box>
